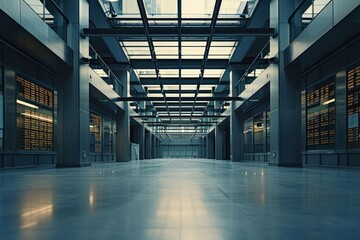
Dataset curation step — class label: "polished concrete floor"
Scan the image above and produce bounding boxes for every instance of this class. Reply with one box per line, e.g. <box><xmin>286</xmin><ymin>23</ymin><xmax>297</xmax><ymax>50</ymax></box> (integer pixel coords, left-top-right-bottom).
<box><xmin>0</xmin><ymin>159</ymin><xmax>359</xmax><ymax>240</ymax></box>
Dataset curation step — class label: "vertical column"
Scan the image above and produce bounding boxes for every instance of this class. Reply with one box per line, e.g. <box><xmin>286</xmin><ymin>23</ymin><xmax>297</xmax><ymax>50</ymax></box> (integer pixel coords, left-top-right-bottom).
<box><xmin>269</xmin><ymin>0</ymin><xmax>301</xmax><ymax>167</ymax></box>
<box><xmin>115</xmin><ymin>70</ymin><xmax>130</xmax><ymax>162</ymax></box>
<box><xmin>157</xmin><ymin>138</ymin><xmax>161</xmax><ymax>158</ymax></box>
<box><xmin>215</xmin><ymin>125</ymin><xmax>223</xmax><ymax>160</ymax></box>
<box><xmin>145</xmin><ymin>130</ymin><xmax>151</xmax><ymax>159</ymax></box>
<box><xmin>57</xmin><ymin>0</ymin><xmax>90</xmax><ymax>167</ymax></box>
<box><xmin>150</xmin><ymin>134</ymin><xmax>154</xmax><ymax>159</ymax></box>
<box><xmin>206</xmin><ymin>132</ymin><xmax>215</xmax><ymax>159</ymax></box>
<box><xmin>3</xmin><ymin>69</ymin><xmax>16</xmax><ymax>167</ymax></box>
<box><xmin>136</xmin><ymin>125</ymin><xmax>145</xmax><ymax>160</ymax></box>
<box><xmin>230</xmin><ymin>70</ymin><xmax>243</xmax><ymax>162</ymax></box>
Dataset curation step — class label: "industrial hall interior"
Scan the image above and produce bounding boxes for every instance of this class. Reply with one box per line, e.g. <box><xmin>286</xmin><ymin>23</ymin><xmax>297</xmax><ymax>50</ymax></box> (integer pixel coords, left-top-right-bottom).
<box><xmin>0</xmin><ymin>0</ymin><xmax>360</xmax><ymax>239</ymax></box>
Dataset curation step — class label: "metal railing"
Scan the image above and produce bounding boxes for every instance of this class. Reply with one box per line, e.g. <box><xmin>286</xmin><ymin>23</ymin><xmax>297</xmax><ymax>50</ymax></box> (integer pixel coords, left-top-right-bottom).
<box><xmin>288</xmin><ymin>0</ymin><xmax>332</xmax><ymax>41</ymax></box>
<box><xmin>234</xmin><ymin>41</ymin><xmax>270</xmax><ymax>97</ymax></box>
<box><xmin>23</xmin><ymin>0</ymin><xmax>68</xmax><ymax>42</ymax></box>
<box><xmin>89</xmin><ymin>45</ymin><xmax>124</xmax><ymax>97</ymax></box>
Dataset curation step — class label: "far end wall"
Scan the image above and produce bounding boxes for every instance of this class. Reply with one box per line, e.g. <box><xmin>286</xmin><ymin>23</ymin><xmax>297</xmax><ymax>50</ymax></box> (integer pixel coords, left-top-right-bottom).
<box><xmin>160</xmin><ymin>138</ymin><xmax>206</xmax><ymax>158</ymax></box>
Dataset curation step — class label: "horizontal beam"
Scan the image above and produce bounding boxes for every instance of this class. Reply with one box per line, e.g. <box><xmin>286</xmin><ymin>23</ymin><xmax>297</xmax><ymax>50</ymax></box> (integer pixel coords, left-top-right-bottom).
<box><xmin>148</xmin><ymin>89</ymin><xmax>212</xmax><ymax>94</ymax></box>
<box><xmin>152</xmin><ymin>102</ymin><xmax>208</xmax><ymax>107</ymax></box>
<box><xmin>105</xmin><ymin>58</ymin><xmax>253</xmax><ymax>69</ymax></box>
<box><xmin>144</xmin><ymin>120</ymin><xmax>219</xmax><ymax>124</ymax></box>
<box><xmin>137</xmin><ymin>77</ymin><xmax>222</xmax><ymax>85</ymax></box>
<box><xmin>155</xmin><ymin>107</ymin><xmax>204</xmax><ymax>112</ymax></box>
<box><xmin>109</xmin><ymin>16</ymin><xmax>248</xmax><ymax>21</ymax></box>
<box><xmin>83</xmin><ymin>27</ymin><xmax>275</xmax><ymax>37</ymax></box>
<box><xmin>132</xmin><ymin>59</ymin><xmax>229</xmax><ymax>69</ymax></box>
<box><xmin>145</xmin><ymin>123</ymin><xmax>215</xmax><ymax>126</ymax></box>
<box><xmin>117</xmin><ymin>96</ymin><xmax>242</xmax><ymax>101</ymax></box>
<box><xmin>132</xmin><ymin>115</ymin><xmax>227</xmax><ymax>118</ymax></box>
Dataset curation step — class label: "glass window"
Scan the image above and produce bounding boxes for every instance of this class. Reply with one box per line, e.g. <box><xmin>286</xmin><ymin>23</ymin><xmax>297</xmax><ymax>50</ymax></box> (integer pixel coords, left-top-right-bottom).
<box><xmin>243</xmin><ymin>119</ymin><xmax>252</xmax><ymax>154</ymax></box>
<box><xmin>16</xmin><ymin>76</ymin><xmax>54</xmax><ymax>151</ymax></box>
<box><xmin>182</xmin><ymin>0</ymin><xmax>216</xmax><ymax>17</ymax></box>
<box><xmin>103</xmin><ymin>118</ymin><xmax>114</xmax><ymax>154</ymax></box>
<box><xmin>347</xmin><ymin>64</ymin><xmax>360</xmax><ymax>149</ymax></box>
<box><xmin>90</xmin><ymin>113</ymin><xmax>102</xmax><ymax>153</ymax></box>
<box><xmin>306</xmin><ymin>79</ymin><xmax>335</xmax><ymax>150</ymax></box>
<box><xmin>0</xmin><ymin>66</ymin><xmax>3</xmax><ymax>150</ymax></box>
<box><xmin>253</xmin><ymin>114</ymin><xmax>264</xmax><ymax>153</ymax></box>
<box><xmin>266</xmin><ymin>110</ymin><xmax>270</xmax><ymax>152</ymax></box>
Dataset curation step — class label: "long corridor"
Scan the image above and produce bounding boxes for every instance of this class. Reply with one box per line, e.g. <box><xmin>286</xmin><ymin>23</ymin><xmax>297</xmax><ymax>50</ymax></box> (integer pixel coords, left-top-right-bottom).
<box><xmin>1</xmin><ymin>159</ymin><xmax>359</xmax><ymax>240</ymax></box>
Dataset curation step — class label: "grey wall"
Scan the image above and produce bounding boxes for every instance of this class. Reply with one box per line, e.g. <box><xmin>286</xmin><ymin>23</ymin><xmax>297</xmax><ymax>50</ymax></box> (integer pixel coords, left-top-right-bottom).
<box><xmin>160</xmin><ymin>138</ymin><xmax>206</xmax><ymax>159</ymax></box>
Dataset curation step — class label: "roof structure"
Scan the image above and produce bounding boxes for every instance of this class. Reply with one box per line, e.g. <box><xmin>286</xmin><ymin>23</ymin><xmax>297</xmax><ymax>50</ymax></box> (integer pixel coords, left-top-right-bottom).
<box><xmin>84</xmin><ymin>0</ymin><xmax>274</xmax><ymax>139</ymax></box>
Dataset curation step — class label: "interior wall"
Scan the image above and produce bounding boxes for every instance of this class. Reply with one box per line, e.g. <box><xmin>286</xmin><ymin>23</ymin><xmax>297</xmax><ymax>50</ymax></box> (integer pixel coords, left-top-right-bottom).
<box><xmin>160</xmin><ymin>138</ymin><xmax>206</xmax><ymax>159</ymax></box>
<box><xmin>300</xmin><ymin>37</ymin><xmax>360</xmax><ymax>167</ymax></box>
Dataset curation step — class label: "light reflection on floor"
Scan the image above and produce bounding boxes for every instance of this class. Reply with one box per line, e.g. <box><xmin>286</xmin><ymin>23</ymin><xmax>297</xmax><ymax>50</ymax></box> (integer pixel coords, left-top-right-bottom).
<box><xmin>0</xmin><ymin>159</ymin><xmax>359</xmax><ymax>240</ymax></box>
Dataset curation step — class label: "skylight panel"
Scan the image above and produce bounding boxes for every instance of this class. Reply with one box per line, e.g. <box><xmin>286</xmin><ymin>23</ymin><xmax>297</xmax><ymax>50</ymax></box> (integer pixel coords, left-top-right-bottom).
<box><xmin>203</xmin><ymin>69</ymin><xmax>224</xmax><ymax>78</ymax></box>
<box><xmin>144</xmin><ymin>0</ymin><xmax>177</xmax><ymax>15</ymax></box>
<box><xmin>181</xmin><ymin>69</ymin><xmax>201</xmax><ymax>78</ymax></box>
<box><xmin>182</xmin><ymin>47</ymin><xmax>205</xmax><ymax>56</ymax></box>
<box><xmin>197</xmin><ymin>93</ymin><xmax>213</xmax><ymax>97</ymax></box>
<box><xmin>211</xmin><ymin>41</ymin><xmax>236</xmax><ymax>47</ymax></box>
<box><xmin>147</xmin><ymin>93</ymin><xmax>163</xmax><ymax>98</ymax></box>
<box><xmin>125</xmin><ymin>47</ymin><xmax>150</xmax><ymax>54</ymax></box>
<box><xmin>119</xmin><ymin>0</ymin><xmax>141</xmax><ymax>16</ymax></box>
<box><xmin>155</xmin><ymin>46</ymin><xmax>178</xmax><ymax>55</ymax></box>
<box><xmin>182</xmin><ymin>41</ymin><xmax>207</xmax><ymax>47</ymax></box>
<box><xmin>136</xmin><ymin>69</ymin><xmax>157</xmax><ymax>78</ymax></box>
<box><xmin>163</xmin><ymin>85</ymin><xmax>179</xmax><ymax>90</ymax></box>
<box><xmin>181</xmin><ymin>85</ymin><xmax>197</xmax><ymax>90</ymax></box>
<box><xmin>153</xmin><ymin>41</ymin><xmax>178</xmax><ymax>47</ymax></box>
<box><xmin>182</xmin><ymin>0</ymin><xmax>216</xmax><ymax>17</ymax></box>
<box><xmin>146</xmin><ymin>86</ymin><xmax>162</xmax><ymax>91</ymax></box>
<box><xmin>219</xmin><ymin>0</ymin><xmax>245</xmax><ymax>15</ymax></box>
<box><xmin>199</xmin><ymin>85</ymin><xmax>216</xmax><ymax>90</ymax></box>
<box><xmin>122</xmin><ymin>41</ymin><xmax>149</xmax><ymax>47</ymax></box>
<box><xmin>157</xmin><ymin>55</ymin><xmax>179</xmax><ymax>59</ymax></box>
<box><xmin>209</xmin><ymin>46</ymin><xmax>234</xmax><ymax>55</ymax></box>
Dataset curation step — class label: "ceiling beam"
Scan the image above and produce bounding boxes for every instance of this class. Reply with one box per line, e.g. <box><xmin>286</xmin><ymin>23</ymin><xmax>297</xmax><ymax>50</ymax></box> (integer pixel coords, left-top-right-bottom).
<box><xmin>190</xmin><ymin>0</ymin><xmax>222</xmax><ymax>120</ymax></box>
<box><xmin>132</xmin><ymin>115</ymin><xmax>227</xmax><ymax>118</ymax></box>
<box><xmin>136</xmin><ymin>77</ymin><xmax>222</xmax><ymax>85</ymax></box>
<box><xmin>83</xmin><ymin>27</ymin><xmax>276</xmax><ymax>37</ymax></box>
<box><xmin>136</xmin><ymin>0</ymin><xmax>170</xmax><ymax>118</ymax></box>
<box><xmin>148</xmin><ymin>89</ymin><xmax>212</xmax><ymax>94</ymax></box>
<box><xmin>104</xmin><ymin>58</ymin><xmax>253</xmax><ymax>69</ymax></box>
<box><xmin>132</xmin><ymin>59</ymin><xmax>229</xmax><ymax>69</ymax></box>
<box><xmin>155</xmin><ymin>107</ymin><xmax>204</xmax><ymax>112</ymax></box>
<box><xmin>117</xmin><ymin>96</ymin><xmax>243</xmax><ymax>101</ymax></box>
<box><xmin>152</xmin><ymin>102</ymin><xmax>208</xmax><ymax>107</ymax></box>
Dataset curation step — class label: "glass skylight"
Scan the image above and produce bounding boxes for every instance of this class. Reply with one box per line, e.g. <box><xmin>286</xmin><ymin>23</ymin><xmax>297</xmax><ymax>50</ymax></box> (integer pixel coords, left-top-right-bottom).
<box><xmin>136</xmin><ymin>69</ymin><xmax>157</xmax><ymax>78</ymax></box>
<box><xmin>153</xmin><ymin>42</ymin><xmax>178</xmax><ymax>47</ymax></box>
<box><xmin>203</xmin><ymin>69</ymin><xmax>224</xmax><ymax>78</ymax></box>
<box><xmin>165</xmin><ymin>93</ymin><xmax>195</xmax><ymax>98</ymax></box>
<box><xmin>104</xmin><ymin>0</ymin><xmax>251</xmax><ymax>134</ymax></box>
<box><xmin>147</xmin><ymin>93</ymin><xmax>163</xmax><ymax>97</ymax></box>
<box><xmin>182</xmin><ymin>0</ymin><xmax>216</xmax><ymax>17</ymax></box>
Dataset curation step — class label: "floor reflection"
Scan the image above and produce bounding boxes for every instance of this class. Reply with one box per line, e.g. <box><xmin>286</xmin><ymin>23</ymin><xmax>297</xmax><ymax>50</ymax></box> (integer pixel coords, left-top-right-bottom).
<box><xmin>21</xmin><ymin>189</ymin><xmax>53</xmax><ymax>229</ymax></box>
<box><xmin>0</xmin><ymin>159</ymin><xmax>358</xmax><ymax>240</ymax></box>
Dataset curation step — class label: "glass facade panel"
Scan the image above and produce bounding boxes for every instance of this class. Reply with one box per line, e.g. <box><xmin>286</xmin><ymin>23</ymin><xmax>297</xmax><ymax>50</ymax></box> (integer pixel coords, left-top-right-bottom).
<box><xmin>253</xmin><ymin>114</ymin><xmax>264</xmax><ymax>153</ymax></box>
<box><xmin>347</xmin><ymin>63</ymin><xmax>360</xmax><ymax>148</ymax></box>
<box><xmin>16</xmin><ymin>76</ymin><xmax>54</xmax><ymax>151</ymax></box>
<box><xmin>103</xmin><ymin>118</ymin><xmax>113</xmax><ymax>154</ymax></box>
<box><xmin>266</xmin><ymin>111</ymin><xmax>270</xmax><ymax>152</ymax></box>
<box><xmin>243</xmin><ymin>119</ymin><xmax>252</xmax><ymax>154</ymax></box>
<box><xmin>90</xmin><ymin>113</ymin><xmax>102</xmax><ymax>153</ymax></box>
<box><xmin>0</xmin><ymin>66</ymin><xmax>3</xmax><ymax>150</ymax></box>
<box><xmin>182</xmin><ymin>0</ymin><xmax>216</xmax><ymax>17</ymax></box>
<box><xmin>306</xmin><ymin>79</ymin><xmax>335</xmax><ymax>150</ymax></box>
